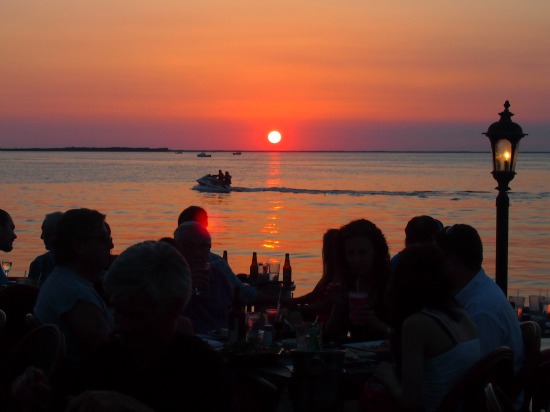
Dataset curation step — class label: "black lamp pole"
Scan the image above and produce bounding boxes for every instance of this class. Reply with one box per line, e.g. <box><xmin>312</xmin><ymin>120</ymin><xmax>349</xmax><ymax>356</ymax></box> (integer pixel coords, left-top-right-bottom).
<box><xmin>483</xmin><ymin>101</ymin><xmax>527</xmax><ymax>297</ymax></box>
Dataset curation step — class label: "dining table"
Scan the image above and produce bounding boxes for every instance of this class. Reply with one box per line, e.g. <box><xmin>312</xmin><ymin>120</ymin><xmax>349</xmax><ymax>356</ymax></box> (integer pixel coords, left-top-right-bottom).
<box><xmin>199</xmin><ymin>329</ymin><xmax>387</xmax><ymax>412</ymax></box>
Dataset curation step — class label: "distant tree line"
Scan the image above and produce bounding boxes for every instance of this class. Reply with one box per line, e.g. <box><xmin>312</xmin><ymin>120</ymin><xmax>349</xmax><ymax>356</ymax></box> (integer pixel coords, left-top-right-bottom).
<box><xmin>0</xmin><ymin>147</ymin><xmax>170</xmax><ymax>152</ymax></box>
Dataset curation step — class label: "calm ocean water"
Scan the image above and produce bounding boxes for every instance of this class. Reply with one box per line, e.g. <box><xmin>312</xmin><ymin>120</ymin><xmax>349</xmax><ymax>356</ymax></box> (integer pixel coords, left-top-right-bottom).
<box><xmin>1</xmin><ymin>151</ymin><xmax>549</xmax><ymax>298</ymax></box>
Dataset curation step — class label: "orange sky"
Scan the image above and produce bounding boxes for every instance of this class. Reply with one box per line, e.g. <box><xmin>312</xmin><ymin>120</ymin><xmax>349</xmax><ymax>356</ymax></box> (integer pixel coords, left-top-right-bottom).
<box><xmin>1</xmin><ymin>1</ymin><xmax>549</xmax><ymax>150</ymax></box>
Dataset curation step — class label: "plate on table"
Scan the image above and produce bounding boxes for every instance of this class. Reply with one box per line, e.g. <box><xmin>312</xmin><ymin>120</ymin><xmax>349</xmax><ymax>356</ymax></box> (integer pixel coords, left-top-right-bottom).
<box><xmin>197</xmin><ymin>334</ymin><xmax>225</xmax><ymax>350</ymax></box>
<box><xmin>224</xmin><ymin>341</ymin><xmax>285</xmax><ymax>366</ymax></box>
<box><xmin>209</xmin><ymin>328</ymin><xmax>229</xmax><ymax>341</ymax></box>
<box><xmin>342</xmin><ymin>340</ymin><xmax>390</xmax><ymax>353</ymax></box>
<box><xmin>344</xmin><ymin>347</ymin><xmax>378</xmax><ymax>365</ymax></box>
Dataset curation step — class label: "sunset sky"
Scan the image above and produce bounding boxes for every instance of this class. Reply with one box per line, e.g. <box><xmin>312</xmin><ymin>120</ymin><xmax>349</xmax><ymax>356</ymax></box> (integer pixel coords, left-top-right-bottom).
<box><xmin>1</xmin><ymin>1</ymin><xmax>549</xmax><ymax>151</ymax></box>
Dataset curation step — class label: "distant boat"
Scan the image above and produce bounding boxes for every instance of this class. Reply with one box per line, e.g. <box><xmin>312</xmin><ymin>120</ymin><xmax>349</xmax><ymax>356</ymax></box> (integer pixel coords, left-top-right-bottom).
<box><xmin>232</xmin><ymin>151</ymin><xmax>242</xmax><ymax>155</ymax></box>
<box><xmin>193</xmin><ymin>174</ymin><xmax>231</xmax><ymax>193</ymax></box>
<box><xmin>197</xmin><ymin>152</ymin><xmax>211</xmax><ymax>158</ymax></box>
<box><xmin>175</xmin><ymin>151</ymin><xmax>183</xmax><ymax>154</ymax></box>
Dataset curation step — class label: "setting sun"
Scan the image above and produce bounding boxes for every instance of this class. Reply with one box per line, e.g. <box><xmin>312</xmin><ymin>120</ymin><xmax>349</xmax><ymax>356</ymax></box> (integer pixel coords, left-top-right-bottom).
<box><xmin>268</xmin><ymin>130</ymin><xmax>282</xmax><ymax>144</ymax></box>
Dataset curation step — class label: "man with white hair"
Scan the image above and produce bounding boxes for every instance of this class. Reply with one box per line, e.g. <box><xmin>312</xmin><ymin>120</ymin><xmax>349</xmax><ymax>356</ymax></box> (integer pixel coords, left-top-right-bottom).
<box><xmin>174</xmin><ymin>221</ymin><xmax>234</xmax><ymax>334</ymax></box>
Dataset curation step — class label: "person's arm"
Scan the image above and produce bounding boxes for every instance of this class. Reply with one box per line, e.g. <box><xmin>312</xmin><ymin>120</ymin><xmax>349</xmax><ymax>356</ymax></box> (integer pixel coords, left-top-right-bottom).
<box><xmin>61</xmin><ymin>301</ymin><xmax>113</xmax><ymax>351</ymax></box>
<box><xmin>399</xmin><ymin>316</ymin><xmax>425</xmax><ymax>411</ymax></box>
<box><xmin>66</xmin><ymin>391</ymin><xmax>157</xmax><ymax>412</ymax></box>
<box><xmin>375</xmin><ymin>315</ymin><xmax>425</xmax><ymax>411</ymax></box>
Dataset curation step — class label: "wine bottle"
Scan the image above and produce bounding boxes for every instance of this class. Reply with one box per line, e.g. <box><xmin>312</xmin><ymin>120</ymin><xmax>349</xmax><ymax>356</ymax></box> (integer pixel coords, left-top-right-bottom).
<box><xmin>228</xmin><ymin>285</ymin><xmax>246</xmax><ymax>344</ymax></box>
<box><xmin>250</xmin><ymin>252</ymin><xmax>259</xmax><ymax>283</ymax></box>
<box><xmin>282</xmin><ymin>253</ymin><xmax>292</xmax><ymax>285</ymax></box>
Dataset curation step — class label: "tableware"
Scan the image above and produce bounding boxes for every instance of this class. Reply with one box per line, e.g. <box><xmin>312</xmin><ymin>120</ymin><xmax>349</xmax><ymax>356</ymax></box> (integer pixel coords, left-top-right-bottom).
<box><xmin>342</xmin><ymin>340</ymin><xmax>390</xmax><ymax>353</ymax></box>
<box><xmin>294</xmin><ymin>323</ymin><xmax>308</xmax><ymax>350</ymax></box>
<box><xmin>294</xmin><ymin>322</ymin><xmax>322</xmax><ymax>350</ymax></box>
<box><xmin>348</xmin><ymin>291</ymin><xmax>369</xmax><ymax>325</ymax></box>
<box><xmin>245</xmin><ymin>312</ymin><xmax>263</xmax><ymax>341</ymax></box>
<box><xmin>264</xmin><ymin>308</ymin><xmax>278</xmax><ymax>325</ymax></box>
<box><xmin>190</xmin><ymin>262</ymin><xmax>210</xmax><ymax>295</ymax></box>
<box><xmin>529</xmin><ymin>295</ymin><xmax>543</xmax><ymax>313</ymax></box>
<box><xmin>1</xmin><ymin>261</ymin><xmax>12</xmax><ymax>277</ymax></box>
<box><xmin>508</xmin><ymin>295</ymin><xmax>525</xmax><ymax>309</ymax></box>
<box><xmin>224</xmin><ymin>340</ymin><xmax>285</xmax><ymax>366</ymax></box>
<box><xmin>267</xmin><ymin>258</ymin><xmax>280</xmax><ymax>282</ymax></box>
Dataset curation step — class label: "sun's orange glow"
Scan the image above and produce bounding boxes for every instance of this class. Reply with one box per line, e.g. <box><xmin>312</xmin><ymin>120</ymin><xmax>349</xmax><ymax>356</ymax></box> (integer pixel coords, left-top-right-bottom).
<box><xmin>1</xmin><ymin>2</ymin><xmax>549</xmax><ymax>150</ymax></box>
<box><xmin>268</xmin><ymin>131</ymin><xmax>282</xmax><ymax>144</ymax></box>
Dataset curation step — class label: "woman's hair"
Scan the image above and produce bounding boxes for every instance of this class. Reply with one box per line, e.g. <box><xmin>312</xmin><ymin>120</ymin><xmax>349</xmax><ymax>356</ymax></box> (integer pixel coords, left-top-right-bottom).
<box><xmin>321</xmin><ymin>228</ymin><xmax>340</xmax><ymax>281</ymax></box>
<box><xmin>104</xmin><ymin>240</ymin><xmax>192</xmax><ymax>312</ymax></box>
<box><xmin>386</xmin><ymin>242</ymin><xmax>457</xmax><ymax>328</ymax></box>
<box><xmin>337</xmin><ymin>219</ymin><xmax>390</xmax><ymax>290</ymax></box>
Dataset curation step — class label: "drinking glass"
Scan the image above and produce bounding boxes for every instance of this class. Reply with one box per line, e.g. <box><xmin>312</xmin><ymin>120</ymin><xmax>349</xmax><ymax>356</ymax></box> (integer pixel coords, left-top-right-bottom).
<box><xmin>190</xmin><ymin>262</ymin><xmax>210</xmax><ymax>295</ymax></box>
<box><xmin>1</xmin><ymin>261</ymin><xmax>12</xmax><ymax>277</ymax></box>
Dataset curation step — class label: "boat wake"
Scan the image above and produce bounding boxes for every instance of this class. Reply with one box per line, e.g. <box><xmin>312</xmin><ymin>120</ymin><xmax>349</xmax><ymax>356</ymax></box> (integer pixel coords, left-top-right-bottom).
<box><xmin>230</xmin><ymin>187</ymin><xmax>490</xmax><ymax>197</ymax></box>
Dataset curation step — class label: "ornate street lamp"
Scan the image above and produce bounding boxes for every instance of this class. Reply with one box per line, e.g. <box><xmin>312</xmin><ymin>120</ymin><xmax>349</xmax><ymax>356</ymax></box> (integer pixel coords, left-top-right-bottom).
<box><xmin>483</xmin><ymin>100</ymin><xmax>527</xmax><ymax>296</ymax></box>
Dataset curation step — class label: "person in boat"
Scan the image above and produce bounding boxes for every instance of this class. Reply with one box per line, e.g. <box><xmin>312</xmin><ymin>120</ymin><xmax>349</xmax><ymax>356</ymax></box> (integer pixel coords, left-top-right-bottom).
<box><xmin>217</xmin><ymin>170</ymin><xmax>224</xmax><ymax>182</ymax></box>
<box><xmin>223</xmin><ymin>171</ymin><xmax>232</xmax><ymax>186</ymax></box>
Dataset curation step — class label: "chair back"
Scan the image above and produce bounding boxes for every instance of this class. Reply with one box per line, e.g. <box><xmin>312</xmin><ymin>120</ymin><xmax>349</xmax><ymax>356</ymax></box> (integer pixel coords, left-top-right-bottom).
<box><xmin>436</xmin><ymin>346</ymin><xmax>514</xmax><ymax>412</ymax></box>
<box><xmin>532</xmin><ymin>357</ymin><xmax>550</xmax><ymax>412</ymax></box>
<box><xmin>0</xmin><ymin>324</ymin><xmax>66</xmax><ymax>408</ymax></box>
<box><xmin>0</xmin><ymin>283</ymin><xmax>40</xmax><ymax>354</ymax></box>
<box><xmin>511</xmin><ymin>320</ymin><xmax>541</xmax><ymax>411</ymax></box>
<box><xmin>485</xmin><ymin>382</ymin><xmax>516</xmax><ymax>412</ymax></box>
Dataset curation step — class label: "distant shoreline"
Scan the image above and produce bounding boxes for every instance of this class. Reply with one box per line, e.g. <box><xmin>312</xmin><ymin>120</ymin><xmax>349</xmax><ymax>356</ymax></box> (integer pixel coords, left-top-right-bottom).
<box><xmin>0</xmin><ymin>147</ymin><xmax>548</xmax><ymax>154</ymax></box>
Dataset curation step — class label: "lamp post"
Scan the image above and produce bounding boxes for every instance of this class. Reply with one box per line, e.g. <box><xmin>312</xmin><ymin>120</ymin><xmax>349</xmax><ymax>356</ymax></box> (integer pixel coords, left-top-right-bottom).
<box><xmin>483</xmin><ymin>100</ymin><xmax>527</xmax><ymax>297</ymax></box>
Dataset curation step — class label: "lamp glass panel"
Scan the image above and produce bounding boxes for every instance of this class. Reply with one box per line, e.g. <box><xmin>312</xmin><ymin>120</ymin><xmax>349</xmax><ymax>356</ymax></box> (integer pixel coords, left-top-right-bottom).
<box><xmin>494</xmin><ymin>140</ymin><xmax>513</xmax><ymax>172</ymax></box>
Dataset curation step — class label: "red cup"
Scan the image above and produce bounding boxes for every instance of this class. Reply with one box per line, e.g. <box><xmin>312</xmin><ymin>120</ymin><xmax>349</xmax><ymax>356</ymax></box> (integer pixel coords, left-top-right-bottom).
<box><xmin>348</xmin><ymin>291</ymin><xmax>369</xmax><ymax>325</ymax></box>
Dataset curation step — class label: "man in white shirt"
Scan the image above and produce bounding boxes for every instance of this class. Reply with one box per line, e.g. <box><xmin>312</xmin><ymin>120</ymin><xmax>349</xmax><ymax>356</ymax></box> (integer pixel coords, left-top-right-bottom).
<box><xmin>435</xmin><ymin>223</ymin><xmax>524</xmax><ymax>374</ymax></box>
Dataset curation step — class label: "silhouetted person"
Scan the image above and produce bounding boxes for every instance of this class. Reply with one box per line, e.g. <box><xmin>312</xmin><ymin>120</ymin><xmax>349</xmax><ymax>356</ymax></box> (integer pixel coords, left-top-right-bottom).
<box><xmin>0</xmin><ymin>209</ymin><xmax>17</xmax><ymax>285</ymax></box>
<box><xmin>28</xmin><ymin>211</ymin><xmax>63</xmax><ymax>286</ymax></box>
<box><xmin>390</xmin><ymin>215</ymin><xmax>443</xmax><ymax>267</ymax></box>
<box><xmin>174</xmin><ymin>221</ymin><xmax>234</xmax><ymax>334</ymax></box>
<box><xmin>223</xmin><ymin>171</ymin><xmax>232</xmax><ymax>186</ymax></box>
<box><xmin>33</xmin><ymin>208</ymin><xmax>115</xmax><ymax>372</ymax></box>
<box><xmin>374</xmin><ymin>243</ymin><xmax>480</xmax><ymax>411</ymax></box>
<box><xmin>435</xmin><ymin>224</ymin><xmax>524</xmax><ymax>374</ymax></box>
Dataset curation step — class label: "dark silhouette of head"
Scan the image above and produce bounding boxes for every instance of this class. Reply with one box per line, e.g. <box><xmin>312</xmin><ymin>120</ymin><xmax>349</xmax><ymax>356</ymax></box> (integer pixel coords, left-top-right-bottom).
<box><xmin>337</xmin><ymin>218</ymin><xmax>390</xmax><ymax>290</ymax></box>
<box><xmin>0</xmin><ymin>209</ymin><xmax>17</xmax><ymax>252</ymax></box>
<box><xmin>404</xmin><ymin>215</ymin><xmax>443</xmax><ymax>246</ymax></box>
<box><xmin>41</xmin><ymin>211</ymin><xmax>64</xmax><ymax>251</ymax></box>
<box><xmin>387</xmin><ymin>243</ymin><xmax>455</xmax><ymax>327</ymax></box>
<box><xmin>177</xmin><ymin>206</ymin><xmax>208</xmax><ymax>228</ymax></box>
<box><xmin>435</xmin><ymin>224</ymin><xmax>483</xmax><ymax>274</ymax></box>
<box><xmin>54</xmin><ymin>208</ymin><xmax>110</xmax><ymax>266</ymax></box>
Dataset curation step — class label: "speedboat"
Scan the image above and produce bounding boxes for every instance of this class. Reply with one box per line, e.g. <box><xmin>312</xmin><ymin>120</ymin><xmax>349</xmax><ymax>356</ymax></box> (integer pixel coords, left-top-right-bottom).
<box><xmin>193</xmin><ymin>174</ymin><xmax>231</xmax><ymax>193</ymax></box>
<box><xmin>232</xmin><ymin>151</ymin><xmax>242</xmax><ymax>155</ymax></box>
<box><xmin>197</xmin><ymin>152</ymin><xmax>211</xmax><ymax>157</ymax></box>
